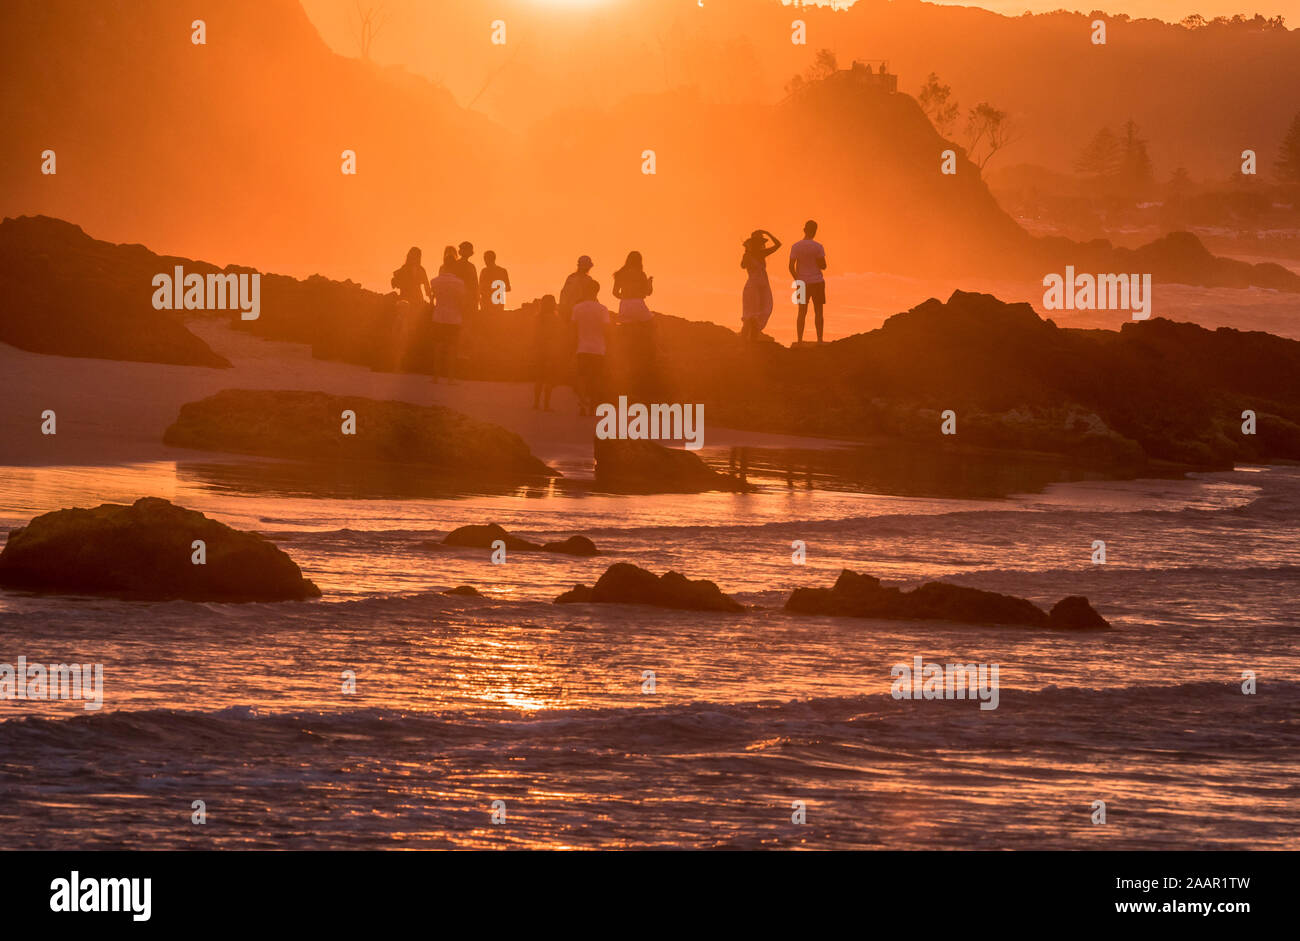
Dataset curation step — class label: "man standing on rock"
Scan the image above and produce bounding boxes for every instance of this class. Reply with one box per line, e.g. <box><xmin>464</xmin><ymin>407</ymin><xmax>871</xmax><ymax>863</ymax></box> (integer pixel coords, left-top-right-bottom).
<box><xmin>788</xmin><ymin>220</ymin><xmax>828</xmax><ymax>343</ymax></box>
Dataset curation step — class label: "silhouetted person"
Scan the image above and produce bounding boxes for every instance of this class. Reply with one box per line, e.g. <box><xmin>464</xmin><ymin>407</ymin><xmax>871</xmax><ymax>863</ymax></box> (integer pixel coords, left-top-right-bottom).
<box><xmin>479</xmin><ymin>250</ymin><xmax>511</xmax><ymax>315</ymax></box>
<box><xmin>389</xmin><ymin>246</ymin><xmax>430</xmax><ymax>371</ymax></box>
<box><xmin>789</xmin><ymin>219</ymin><xmax>827</xmax><ymax>343</ymax></box>
<box><xmin>453</xmin><ymin>241</ymin><xmax>478</xmax><ymax>316</ymax></box>
<box><xmin>531</xmin><ymin>294</ymin><xmax>564</xmax><ymax>410</ymax></box>
<box><xmin>612</xmin><ymin>250</ymin><xmax>655</xmax><ymax>398</ymax></box>
<box><xmin>571</xmin><ymin>279</ymin><xmax>611</xmax><ymax>416</ymax></box>
<box><xmin>740</xmin><ymin>229</ymin><xmax>780</xmax><ymax>341</ymax></box>
<box><xmin>559</xmin><ymin>254</ymin><xmax>596</xmax><ymax>319</ymax></box>
<box><xmin>429</xmin><ymin>246</ymin><xmax>466</xmax><ymax>383</ymax></box>
<box><xmin>391</xmin><ymin>246</ymin><xmax>430</xmax><ymax>310</ymax></box>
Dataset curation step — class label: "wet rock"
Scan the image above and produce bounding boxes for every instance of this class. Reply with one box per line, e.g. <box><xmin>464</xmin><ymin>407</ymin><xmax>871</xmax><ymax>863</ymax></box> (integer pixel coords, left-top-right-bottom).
<box><xmin>164</xmin><ymin>389</ymin><xmax>556</xmax><ymax>481</ymax></box>
<box><xmin>594</xmin><ymin>439</ymin><xmax>746</xmax><ymax>493</ymax></box>
<box><xmin>1048</xmin><ymin>595</ymin><xmax>1111</xmax><ymax>630</ymax></box>
<box><xmin>555</xmin><ymin>562</ymin><xmax>743</xmax><ymax>612</ymax></box>
<box><xmin>786</xmin><ymin>569</ymin><xmax>1107</xmax><ymax>629</ymax></box>
<box><xmin>0</xmin><ymin>497</ymin><xmax>319</xmax><ymax>601</ymax></box>
<box><xmin>541</xmin><ymin>535</ymin><xmax>600</xmax><ymax>556</ymax></box>
<box><xmin>440</xmin><ymin>523</ymin><xmax>598</xmax><ymax>555</ymax></box>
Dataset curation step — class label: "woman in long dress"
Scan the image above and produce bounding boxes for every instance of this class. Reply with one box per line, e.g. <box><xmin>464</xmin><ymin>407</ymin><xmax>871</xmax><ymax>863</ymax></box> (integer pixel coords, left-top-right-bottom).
<box><xmin>612</xmin><ymin>251</ymin><xmax>655</xmax><ymax>398</ymax></box>
<box><xmin>740</xmin><ymin>229</ymin><xmax>780</xmax><ymax>341</ymax></box>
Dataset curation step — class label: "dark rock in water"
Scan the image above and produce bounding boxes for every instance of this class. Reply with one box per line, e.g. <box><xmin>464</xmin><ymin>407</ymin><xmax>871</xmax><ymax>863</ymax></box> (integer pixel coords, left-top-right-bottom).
<box><xmin>555</xmin><ymin>562</ymin><xmax>743</xmax><ymax>612</ymax></box>
<box><xmin>786</xmin><ymin>569</ymin><xmax>1107</xmax><ymax>629</ymax></box>
<box><xmin>164</xmin><ymin>389</ymin><xmax>556</xmax><ymax>481</ymax></box>
<box><xmin>442</xmin><ymin>523</ymin><xmax>540</xmax><ymax>551</ymax></box>
<box><xmin>541</xmin><ymin>535</ymin><xmax>600</xmax><ymax>556</ymax></box>
<box><xmin>440</xmin><ymin>524</ymin><xmax>599</xmax><ymax>555</ymax></box>
<box><xmin>0</xmin><ymin>497</ymin><xmax>319</xmax><ymax>602</ymax></box>
<box><xmin>441</xmin><ymin>585</ymin><xmax>482</xmax><ymax>597</ymax></box>
<box><xmin>594</xmin><ymin>438</ymin><xmax>747</xmax><ymax>493</ymax></box>
<box><xmin>1048</xmin><ymin>595</ymin><xmax>1111</xmax><ymax>630</ymax></box>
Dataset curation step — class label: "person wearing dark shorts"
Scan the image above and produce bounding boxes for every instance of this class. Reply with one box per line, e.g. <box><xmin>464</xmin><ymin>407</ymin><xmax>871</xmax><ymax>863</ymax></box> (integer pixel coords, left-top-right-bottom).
<box><xmin>788</xmin><ymin>219</ymin><xmax>828</xmax><ymax>343</ymax></box>
<box><xmin>429</xmin><ymin>247</ymin><xmax>466</xmax><ymax>383</ymax></box>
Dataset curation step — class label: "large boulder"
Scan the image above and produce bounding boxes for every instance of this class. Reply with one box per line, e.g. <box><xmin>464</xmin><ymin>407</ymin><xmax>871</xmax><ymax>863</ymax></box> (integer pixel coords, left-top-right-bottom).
<box><xmin>0</xmin><ymin>497</ymin><xmax>320</xmax><ymax>601</ymax></box>
<box><xmin>785</xmin><ymin>569</ymin><xmax>1109</xmax><ymax>629</ymax></box>
<box><xmin>593</xmin><ymin>439</ymin><xmax>746</xmax><ymax>493</ymax></box>
<box><xmin>555</xmin><ymin>562</ymin><xmax>743</xmax><ymax>612</ymax></box>
<box><xmin>438</xmin><ymin>523</ymin><xmax>598</xmax><ymax>555</ymax></box>
<box><xmin>1048</xmin><ymin>595</ymin><xmax>1111</xmax><ymax>630</ymax></box>
<box><xmin>163</xmin><ymin>389</ymin><xmax>556</xmax><ymax>481</ymax></box>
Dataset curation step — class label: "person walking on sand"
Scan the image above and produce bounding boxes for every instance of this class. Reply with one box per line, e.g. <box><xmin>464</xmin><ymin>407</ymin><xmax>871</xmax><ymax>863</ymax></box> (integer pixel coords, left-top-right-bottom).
<box><xmin>453</xmin><ymin>241</ymin><xmax>479</xmax><ymax>317</ymax></box>
<box><xmin>559</xmin><ymin>255</ymin><xmax>597</xmax><ymax>319</ymax></box>
<box><xmin>531</xmin><ymin>294</ymin><xmax>564</xmax><ymax>410</ymax></box>
<box><xmin>429</xmin><ymin>246</ymin><xmax>467</xmax><ymax>384</ymax></box>
<box><xmin>612</xmin><ymin>251</ymin><xmax>655</xmax><ymax>397</ymax></box>
<box><xmin>479</xmin><ymin>250</ymin><xmax>511</xmax><ymax>316</ymax></box>
<box><xmin>740</xmin><ymin>229</ymin><xmax>780</xmax><ymax>342</ymax></box>
<box><xmin>788</xmin><ymin>220</ymin><xmax>827</xmax><ymax>343</ymax></box>
<box><xmin>570</xmin><ymin>279</ymin><xmax>612</xmax><ymax>416</ymax></box>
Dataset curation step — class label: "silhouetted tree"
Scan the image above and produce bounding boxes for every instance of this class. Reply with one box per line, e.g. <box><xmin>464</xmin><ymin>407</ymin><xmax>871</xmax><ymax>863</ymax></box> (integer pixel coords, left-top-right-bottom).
<box><xmin>1278</xmin><ymin>112</ymin><xmax>1300</xmax><ymax>184</ymax></box>
<box><xmin>918</xmin><ymin>73</ymin><xmax>959</xmax><ymax>137</ymax></box>
<box><xmin>348</xmin><ymin>0</ymin><xmax>390</xmax><ymax>61</ymax></box>
<box><xmin>1075</xmin><ymin>126</ymin><xmax>1121</xmax><ymax>177</ymax></box>
<box><xmin>964</xmin><ymin>102</ymin><xmax>1015</xmax><ymax>170</ymax></box>
<box><xmin>1117</xmin><ymin>120</ymin><xmax>1154</xmax><ymax>190</ymax></box>
<box><xmin>808</xmin><ymin>48</ymin><xmax>838</xmax><ymax>80</ymax></box>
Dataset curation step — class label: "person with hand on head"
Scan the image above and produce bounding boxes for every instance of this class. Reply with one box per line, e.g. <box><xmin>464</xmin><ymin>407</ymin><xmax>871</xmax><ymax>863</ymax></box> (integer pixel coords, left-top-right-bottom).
<box><xmin>740</xmin><ymin>229</ymin><xmax>780</xmax><ymax>342</ymax></box>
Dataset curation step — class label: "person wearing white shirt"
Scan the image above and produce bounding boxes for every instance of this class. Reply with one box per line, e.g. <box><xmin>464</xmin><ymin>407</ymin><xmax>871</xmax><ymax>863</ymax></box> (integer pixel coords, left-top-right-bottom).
<box><xmin>571</xmin><ymin>280</ymin><xmax>612</xmax><ymax>416</ymax></box>
<box><xmin>787</xmin><ymin>219</ymin><xmax>828</xmax><ymax>343</ymax></box>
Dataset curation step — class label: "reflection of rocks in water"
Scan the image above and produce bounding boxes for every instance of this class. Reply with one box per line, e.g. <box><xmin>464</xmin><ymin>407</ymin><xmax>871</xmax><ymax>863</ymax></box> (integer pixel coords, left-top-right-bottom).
<box><xmin>177</xmin><ymin>460</ymin><xmax>558</xmax><ymax>501</ymax></box>
<box><xmin>749</xmin><ymin>444</ymin><xmax>1128</xmax><ymax>499</ymax></box>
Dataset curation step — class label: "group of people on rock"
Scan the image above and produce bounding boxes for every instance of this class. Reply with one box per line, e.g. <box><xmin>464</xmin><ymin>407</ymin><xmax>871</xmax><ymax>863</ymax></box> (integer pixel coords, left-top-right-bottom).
<box><xmin>540</xmin><ymin>251</ymin><xmax>656</xmax><ymax>414</ymax></box>
<box><xmin>388</xmin><ymin>219</ymin><xmax>828</xmax><ymax>405</ymax></box>
<box><xmin>391</xmin><ymin>242</ymin><xmax>513</xmax><ymax>383</ymax></box>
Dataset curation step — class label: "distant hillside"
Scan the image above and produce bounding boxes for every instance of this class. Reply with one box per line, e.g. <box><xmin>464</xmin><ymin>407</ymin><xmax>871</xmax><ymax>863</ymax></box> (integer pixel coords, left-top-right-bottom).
<box><xmin>319</xmin><ymin>0</ymin><xmax>1300</xmax><ymax>181</ymax></box>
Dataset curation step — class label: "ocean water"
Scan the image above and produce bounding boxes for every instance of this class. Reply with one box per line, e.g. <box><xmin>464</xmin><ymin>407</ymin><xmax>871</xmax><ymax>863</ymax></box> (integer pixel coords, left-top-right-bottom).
<box><xmin>0</xmin><ymin>461</ymin><xmax>1297</xmax><ymax>849</ymax></box>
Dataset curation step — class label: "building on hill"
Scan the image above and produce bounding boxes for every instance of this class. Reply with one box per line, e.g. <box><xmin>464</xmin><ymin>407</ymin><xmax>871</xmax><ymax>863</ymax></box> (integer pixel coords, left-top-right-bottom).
<box><xmin>839</xmin><ymin>60</ymin><xmax>897</xmax><ymax>94</ymax></box>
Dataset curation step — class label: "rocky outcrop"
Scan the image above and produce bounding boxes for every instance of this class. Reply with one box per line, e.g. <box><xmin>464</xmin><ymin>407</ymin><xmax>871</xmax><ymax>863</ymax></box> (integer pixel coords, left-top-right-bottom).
<box><xmin>441</xmin><ymin>585</ymin><xmax>482</xmax><ymax>597</ymax></box>
<box><xmin>0</xmin><ymin>216</ymin><xmax>232</xmax><ymax>367</ymax></box>
<box><xmin>540</xmin><ymin>535</ymin><xmax>600</xmax><ymax>556</ymax></box>
<box><xmin>0</xmin><ymin>497</ymin><xmax>319</xmax><ymax>601</ymax></box>
<box><xmin>164</xmin><ymin>390</ymin><xmax>555</xmax><ymax>481</ymax></box>
<box><xmin>555</xmin><ymin>562</ymin><xmax>743</xmax><ymax>612</ymax></box>
<box><xmin>593</xmin><ymin>439</ymin><xmax>746</xmax><ymax>493</ymax></box>
<box><xmin>785</xmin><ymin>569</ymin><xmax>1109</xmax><ymax>629</ymax></box>
<box><xmin>1048</xmin><ymin>595</ymin><xmax>1111</xmax><ymax>630</ymax></box>
<box><xmin>438</xmin><ymin>523</ymin><xmax>598</xmax><ymax>555</ymax></box>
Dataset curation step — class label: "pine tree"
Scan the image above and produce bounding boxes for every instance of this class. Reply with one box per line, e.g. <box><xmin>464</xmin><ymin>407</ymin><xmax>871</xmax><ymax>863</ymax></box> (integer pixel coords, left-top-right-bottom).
<box><xmin>1074</xmin><ymin>127</ymin><xmax>1120</xmax><ymax>177</ymax></box>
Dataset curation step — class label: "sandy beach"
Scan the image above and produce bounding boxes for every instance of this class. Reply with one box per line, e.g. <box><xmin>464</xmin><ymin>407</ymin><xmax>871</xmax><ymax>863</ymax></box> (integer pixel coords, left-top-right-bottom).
<box><xmin>0</xmin><ymin>318</ymin><xmax>851</xmax><ymax>471</ymax></box>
